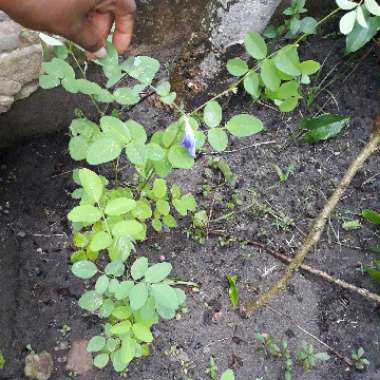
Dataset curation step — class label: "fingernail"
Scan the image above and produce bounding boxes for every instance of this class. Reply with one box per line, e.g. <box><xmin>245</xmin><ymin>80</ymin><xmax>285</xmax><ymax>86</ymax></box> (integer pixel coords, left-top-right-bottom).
<box><xmin>94</xmin><ymin>47</ymin><xmax>107</xmax><ymax>58</ymax></box>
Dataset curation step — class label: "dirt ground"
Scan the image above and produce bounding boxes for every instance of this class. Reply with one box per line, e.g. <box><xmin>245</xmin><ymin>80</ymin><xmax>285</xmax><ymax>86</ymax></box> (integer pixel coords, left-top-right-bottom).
<box><xmin>0</xmin><ymin>35</ymin><xmax>379</xmax><ymax>380</ymax></box>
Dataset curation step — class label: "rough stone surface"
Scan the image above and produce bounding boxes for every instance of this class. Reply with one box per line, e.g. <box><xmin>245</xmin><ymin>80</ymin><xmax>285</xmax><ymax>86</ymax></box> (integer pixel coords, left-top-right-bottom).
<box><xmin>24</xmin><ymin>351</ymin><xmax>54</xmax><ymax>380</ymax></box>
<box><xmin>65</xmin><ymin>340</ymin><xmax>93</xmax><ymax>375</ymax></box>
<box><xmin>0</xmin><ymin>12</ymin><xmax>41</xmax><ymax>114</ymax></box>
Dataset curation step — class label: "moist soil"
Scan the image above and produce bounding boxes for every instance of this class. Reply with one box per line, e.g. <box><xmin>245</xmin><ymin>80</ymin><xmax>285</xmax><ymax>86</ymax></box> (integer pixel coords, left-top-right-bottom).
<box><xmin>0</xmin><ymin>36</ymin><xmax>379</xmax><ymax>380</ymax></box>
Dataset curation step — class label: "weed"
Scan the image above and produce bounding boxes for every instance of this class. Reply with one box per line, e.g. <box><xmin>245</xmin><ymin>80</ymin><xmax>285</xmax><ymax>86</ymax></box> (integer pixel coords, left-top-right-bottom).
<box><xmin>351</xmin><ymin>347</ymin><xmax>370</xmax><ymax>370</ymax></box>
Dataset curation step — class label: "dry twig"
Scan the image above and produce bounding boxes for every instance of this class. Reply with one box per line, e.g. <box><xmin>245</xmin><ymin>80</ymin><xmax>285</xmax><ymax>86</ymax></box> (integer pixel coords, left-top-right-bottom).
<box><xmin>242</xmin><ymin>115</ymin><xmax>380</xmax><ymax>318</ymax></box>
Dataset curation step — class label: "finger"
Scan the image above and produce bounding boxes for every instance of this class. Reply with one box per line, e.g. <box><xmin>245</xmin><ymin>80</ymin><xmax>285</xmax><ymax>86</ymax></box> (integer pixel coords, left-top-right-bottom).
<box><xmin>73</xmin><ymin>11</ymin><xmax>113</xmax><ymax>54</ymax></box>
<box><xmin>113</xmin><ymin>13</ymin><xmax>135</xmax><ymax>54</ymax></box>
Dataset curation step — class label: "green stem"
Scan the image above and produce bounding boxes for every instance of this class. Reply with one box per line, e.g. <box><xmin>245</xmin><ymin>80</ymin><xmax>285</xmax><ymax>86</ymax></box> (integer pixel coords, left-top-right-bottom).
<box><xmin>69</xmin><ymin>49</ymin><xmax>104</xmax><ymax>116</ymax></box>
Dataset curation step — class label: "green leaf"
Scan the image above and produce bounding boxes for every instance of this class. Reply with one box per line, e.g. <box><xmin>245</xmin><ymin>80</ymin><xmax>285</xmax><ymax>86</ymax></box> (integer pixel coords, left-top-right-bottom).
<box><xmin>72</xmin><ymin>260</ymin><xmax>98</xmax><ymax>279</ymax></box>
<box><xmin>220</xmin><ymin>369</ymin><xmax>235</xmax><ymax>380</ymax></box>
<box><xmin>78</xmin><ymin>168</ymin><xmax>103</xmax><ymax>203</ymax></box>
<box><xmin>342</xmin><ymin>220</ymin><xmax>362</xmax><ymax>231</ymax></box>
<box><xmin>112</xmin><ymin>305</ymin><xmax>132</xmax><ymax>320</ymax></box>
<box><xmin>244</xmin><ymin>31</ymin><xmax>268</xmax><ymax>59</ymax></box>
<box><xmin>39</xmin><ymin>33</ymin><xmax>64</xmax><ymax>46</ymax></box>
<box><xmin>362</xmin><ymin>209</ymin><xmax>380</xmax><ymax>225</ymax></box>
<box><xmin>337</xmin><ymin>0</ymin><xmax>359</xmax><ymax>10</ymax></box>
<box><xmin>98</xmin><ymin>299</ymin><xmax>115</xmax><ymax>318</ymax></box>
<box><xmin>208</xmin><ymin>128</ymin><xmax>229</xmax><ymax>152</ymax></box>
<box><xmin>69</xmin><ymin>136</ymin><xmax>89</xmax><ymax>161</ymax></box>
<box><xmin>340</xmin><ymin>10</ymin><xmax>357</xmax><ymax>34</ymax></box>
<box><xmin>120</xmin><ymin>336</ymin><xmax>136</xmax><ymax>365</ymax></box>
<box><xmin>126</xmin><ymin>120</ymin><xmax>147</xmax><ymax>144</ymax></box>
<box><xmin>68</xmin><ymin>205</ymin><xmax>102</xmax><ymax>224</ymax></box>
<box><xmin>78</xmin><ymin>291</ymin><xmax>103</xmax><ymax>312</ymax></box>
<box><xmin>144</xmin><ymin>262</ymin><xmax>172</xmax><ymax>283</ymax></box>
<box><xmin>168</xmin><ymin>145</ymin><xmax>194</xmax><ymax>169</ymax></box>
<box><xmin>130</xmin><ymin>283</ymin><xmax>149</xmax><ymax>311</ymax></box>
<box><xmin>364</xmin><ymin>266</ymin><xmax>380</xmax><ymax>282</ymax></box>
<box><xmin>300</xmin><ymin>17</ymin><xmax>318</xmax><ymax>34</ymax></box>
<box><xmin>226</xmin><ymin>114</ymin><xmax>264</xmax><ymax>137</ymax></box>
<box><xmin>163</xmin><ymin>214</ymin><xmax>177</xmax><ymax>228</ymax></box>
<box><xmin>160</xmin><ymin>92</ymin><xmax>177</xmax><ymax>105</ymax></box>
<box><xmin>86</xmin><ymin>135</ymin><xmax>122</xmax><ymax>165</ymax></box>
<box><xmin>356</xmin><ymin>5</ymin><xmax>368</xmax><ymax>28</ymax></box>
<box><xmin>365</xmin><ymin>0</ymin><xmax>380</xmax><ymax>16</ymax></box>
<box><xmin>300</xmin><ymin>60</ymin><xmax>321</xmax><ymax>75</ymax></box>
<box><xmin>226</xmin><ymin>274</ymin><xmax>239</xmax><ymax>308</ymax></box>
<box><xmin>111</xmin><ymin>349</ymin><xmax>128</xmax><ymax>372</ymax></box>
<box><xmin>126</xmin><ymin>142</ymin><xmax>147</xmax><ymax>165</ymax></box>
<box><xmin>152</xmin><ymin>218</ymin><xmax>162</xmax><ymax>232</ymax></box>
<box><xmin>100</xmin><ymin>116</ymin><xmax>131</xmax><ymax>145</ymax></box>
<box><xmin>131</xmin><ymin>257</ymin><xmax>149</xmax><ymax>280</ymax></box>
<box><xmin>105</xmin><ymin>198</ymin><xmax>137</xmax><ymax>216</ymax></box>
<box><xmin>152</xmin><ymin>178</ymin><xmax>167</xmax><ymax>199</ymax></box>
<box><xmin>156</xmin><ymin>199</ymin><xmax>170</xmax><ymax>216</ymax></box>
<box><xmin>114</xmin><ymin>281</ymin><xmax>134</xmax><ymax>300</ymax></box>
<box><xmin>123</xmin><ymin>56</ymin><xmax>160</xmax><ymax>85</ymax></box>
<box><xmin>112</xmin><ymin>220</ymin><xmax>144</xmax><ymax>238</ymax></box>
<box><xmin>151</xmin><ymin>283</ymin><xmax>179</xmax><ymax>311</ymax></box>
<box><xmin>132</xmin><ymin>323</ymin><xmax>153</xmax><ymax>343</ymax></box>
<box><xmin>156</xmin><ymin>81</ymin><xmax>171</xmax><ymax>96</ymax></box>
<box><xmin>111</xmin><ymin>321</ymin><xmax>132</xmax><ymax>336</ymax></box>
<box><xmin>90</xmin><ymin>231</ymin><xmax>112</xmax><ymax>251</ymax></box>
<box><xmin>276</xmin><ymin>81</ymin><xmax>300</xmax><ymax>100</ymax></box>
<box><xmin>39</xmin><ymin>74</ymin><xmax>60</xmax><ymax>89</ymax></box>
<box><xmin>95</xmin><ymin>275</ymin><xmax>110</xmax><ymax>295</ymax></box>
<box><xmin>114</xmin><ymin>85</ymin><xmax>145</xmax><ymax>106</ymax></box>
<box><xmin>87</xmin><ymin>336</ymin><xmax>106</xmax><ymax>353</ymax></box>
<box><xmin>273</xmin><ymin>46</ymin><xmax>301</xmax><ymax>76</ymax></box>
<box><xmin>94</xmin><ymin>353</ymin><xmax>109</xmax><ymax>369</ymax></box>
<box><xmin>299</xmin><ymin>114</ymin><xmax>349</xmax><ymax>143</ymax></box>
<box><xmin>163</xmin><ymin>121</ymin><xmax>182</xmax><ymax>148</ymax></box>
<box><xmin>42</xmin><ymin>58</ymin><xmax>75</xmax><ymax>79</ymax></box>
<box><xmin>226</xmin><ymin>58</ymin><xmax>249</xmax><ymax>77</ymax></box>
<box><xmin>146</xmin><ymin>143</ymin><xmax>165</xmax><ymax>161</ymax></box>
<box><xmin>244</xmin><ymin>72</ymin><xmax>260</xmax><ymax>98</ymax></box>
<box><xmin>261</xmin><ymin>60</ymin><xmax>281</xmax><ymax>92</ymax></box>
<box><xmin>204</xmin><ymin>101</ymin><xmax>223</xmax><ymax>128</ymax></box>
<box><xmin>278</xmin><ymin>97</ymin><xmax>299</xmax><ymax>113</ymax></box>
<box><xmin>74</xmin><ymin>79</ymin><xmax>103</xmax><ymax>96</ymax></box>
<box><xmin>105</xmin><ymin>260</ymin><xmax>125</xmax><ymax>277</ymax></box>
<box><xmin>346</xmin><ymin>15</ymin><xmax>380</xmax><ymax>52</ymax></box>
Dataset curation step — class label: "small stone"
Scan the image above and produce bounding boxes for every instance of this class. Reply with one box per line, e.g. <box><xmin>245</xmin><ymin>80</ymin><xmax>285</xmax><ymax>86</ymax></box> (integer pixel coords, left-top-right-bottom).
<box><xmin>24</xmin><ymin>351</ymin><xmax>53</xmax><ymax>380</ymax></box>
<box><xmin>17</xmin><ymin>231</ymin><xmax>26</xmax><ymax>238</ymax></box>
<box><xmin>65</xmin><ymin>340</ymin><xmax>93</xmax><ymax>375</ymax></box>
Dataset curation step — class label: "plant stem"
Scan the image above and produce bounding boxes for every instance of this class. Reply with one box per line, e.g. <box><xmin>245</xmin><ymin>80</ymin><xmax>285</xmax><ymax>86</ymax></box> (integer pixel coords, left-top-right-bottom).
<box><xmin>69</xmin><ymin>49</ymin><xmax>104</xmax><ymax>116</ymax></box>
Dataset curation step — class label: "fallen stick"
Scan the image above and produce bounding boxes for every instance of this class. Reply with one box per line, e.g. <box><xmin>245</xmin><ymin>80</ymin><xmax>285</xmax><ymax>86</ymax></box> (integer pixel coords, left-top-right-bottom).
<box><xmin>209</xmin><ymin>230</ymin><xmax>380</xmax><ymax>306</ymax></box>
<box><xmin>244</xmin><ymin>238</ymin><xmax>380</xmax><ymax>305</ymax></box>
<box><xmin>242</xmin><ymin>115</ymin><xmax>380</xmax><ymax>318</ymax></box>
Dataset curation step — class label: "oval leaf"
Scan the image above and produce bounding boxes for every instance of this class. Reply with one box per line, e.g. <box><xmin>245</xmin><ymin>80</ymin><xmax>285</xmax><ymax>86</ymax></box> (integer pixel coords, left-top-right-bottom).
<box><xmin>244</xmin><ymin>32</ymin><xmax>267</xmax><ymax>59</ymax></box>
<box><xmin>226</xmin><ymin>114</ymin><xmax>264</xmax><ymax>137</ymax></box>
<box><xmin>72</xmin><ymin>260</ymin><xmax>98</xmax><ymax>279</ymax></box>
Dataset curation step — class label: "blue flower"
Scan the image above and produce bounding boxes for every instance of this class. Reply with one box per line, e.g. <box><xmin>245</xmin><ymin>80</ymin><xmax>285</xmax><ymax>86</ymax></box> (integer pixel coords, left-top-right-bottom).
<box><xmin>181</xmin><ymin>118</ymin><xmax>196</xmax><ymax>158</ymax></box>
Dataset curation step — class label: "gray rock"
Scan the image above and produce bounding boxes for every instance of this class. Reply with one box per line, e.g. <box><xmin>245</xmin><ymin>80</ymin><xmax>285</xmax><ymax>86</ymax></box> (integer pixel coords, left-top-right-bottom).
<box><xmin>24</xmin><ymin>351</ymin><xmax>53</xmax><ymax>380</ymax></box>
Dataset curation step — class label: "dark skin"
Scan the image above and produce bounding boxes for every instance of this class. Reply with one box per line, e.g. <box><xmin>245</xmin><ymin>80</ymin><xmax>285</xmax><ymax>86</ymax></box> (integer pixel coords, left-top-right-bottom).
<box><xmin>0</xmin><ymin>0</ymin><xmax>136</xmax><ymax>57</ymax></box>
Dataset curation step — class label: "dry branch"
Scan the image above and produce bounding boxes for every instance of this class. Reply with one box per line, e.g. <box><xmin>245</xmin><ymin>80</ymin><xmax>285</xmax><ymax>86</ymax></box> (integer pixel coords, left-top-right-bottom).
<box><xmin>242</xmin><ymin>115</ymin><xmax>380</xmax><ymax>318</ymax></box>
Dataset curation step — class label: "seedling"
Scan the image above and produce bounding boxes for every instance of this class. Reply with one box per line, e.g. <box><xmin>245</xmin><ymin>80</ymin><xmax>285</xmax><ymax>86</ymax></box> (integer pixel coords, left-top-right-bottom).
<box><xmin>351</xmin><ymin>347</ymin><xmax>370</xmax><ymax>370</ymax></box>
<box><xmin>296</xmin><ymin>342</ymin><xmax>330</xmax><ymax>371</ymax></box>
<box><xmin>273</xmin><ymin>163</ymin><xmax>295</xmax><ymax>183</ymax></box>
<box><xmin>0</xmin><ymin>351</ymin><xmax>4</xmax><ymax>369</ymax></box>
<box><xmin>206</xmin><ymin>356</ymin><xmax>218</xmax><ymax>380</ymax></box>
<box><xmin>226</xmin><ymin>274</ymin><xmax>239</xmax><ymax>308</ymax></box>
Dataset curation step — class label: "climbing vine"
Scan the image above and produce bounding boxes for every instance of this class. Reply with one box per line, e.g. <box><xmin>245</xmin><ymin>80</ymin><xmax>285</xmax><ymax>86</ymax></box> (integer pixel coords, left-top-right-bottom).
<box><xmin>37</xmin><ymin>0</ymin><xmax>379</xmax><ymax>374</ymax></box>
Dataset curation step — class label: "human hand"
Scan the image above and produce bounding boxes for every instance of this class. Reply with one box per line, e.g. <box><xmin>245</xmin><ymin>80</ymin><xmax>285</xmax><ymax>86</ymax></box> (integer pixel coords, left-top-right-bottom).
<box><xmin>0</xmin><ymin>0</ymin><xmax>136</xmax><ymax>57</ymax></box>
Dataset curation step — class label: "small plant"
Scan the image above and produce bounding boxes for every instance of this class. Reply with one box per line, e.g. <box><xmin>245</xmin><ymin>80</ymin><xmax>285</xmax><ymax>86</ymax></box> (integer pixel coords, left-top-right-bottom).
<box><xmin>0</xmin><ymin>350</ymin><xmax>4</xmax><ymax>370</ymax></box>
<box><xmin>336</xmin><ymin>0</ymin><xmax>380</xmax><ymax>53</ymax></box>
<box><xmin>226</xmin><ymin>274</ymin><xmax>239</xmax><ymax>308</ymax></box>
<box><xmin>206</xmin><ymin>356</ymin><xmax>218</xmax><ymax>380</ymax></box>
<box><xmin>206</xmin><ymin>357</ymin><xmax>235</xmax><ymax>380</ymax></box>
<box><xmin>273</xmin><ymin>163</ymin><xmax>295</xmax><ymax>183</ymax></box>
<box><xmin>296</xmin><ymin>342</ymin><xmax>330</xmax><ymax>371</ymax></box>
<box><xmin>361</xmin><ymin>208</ymin><xmax>380</xmax><ymax>283</ymax></box>
<box><xmin>256</xmin><ymin>334</ymin><xmax>329</xmax><ymax>379</ymax></box>
<box><xmin>264</xmin><ymin>0</ymin><xmax>317</xmax><ymax>40</ymax></box>
<box><xmin>351</xmin><ymin>347</ymin><xmax>370</xmax><ymax>370</ymax></box>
